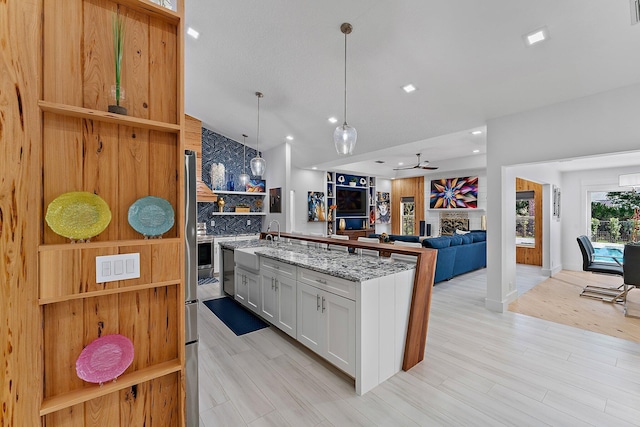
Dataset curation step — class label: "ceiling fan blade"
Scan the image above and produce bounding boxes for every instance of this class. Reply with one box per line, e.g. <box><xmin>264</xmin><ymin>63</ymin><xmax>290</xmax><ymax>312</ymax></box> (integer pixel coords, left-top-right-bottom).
<box><xmin>419</xmin><ymin>166</ymin><xmax>439</xmax><ymax>170</ymax></box>
<box><xmin>392</xmin><ymin>166</ymin><xmax>416</xmax><ymax>170</ymax></box>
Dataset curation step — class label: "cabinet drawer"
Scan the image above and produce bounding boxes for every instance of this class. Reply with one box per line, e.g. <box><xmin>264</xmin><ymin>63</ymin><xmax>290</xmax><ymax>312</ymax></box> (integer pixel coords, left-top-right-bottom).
<box><xmin>297</xmin><ymin>268</ymin><xmax>356</xmax><ymax>301</ymax></box>
<box><xmin>260</xmin><ymin>257</ymin><xmax>296</xmax><ymax>279</ymax></box>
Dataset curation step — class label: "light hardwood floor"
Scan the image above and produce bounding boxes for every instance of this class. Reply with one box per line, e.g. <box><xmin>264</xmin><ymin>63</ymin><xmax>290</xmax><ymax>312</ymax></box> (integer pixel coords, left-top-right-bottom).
<box><xmin>197</xmin><ymin>268</ymin><xmax>640</xmax><ymax>426</ymax></box>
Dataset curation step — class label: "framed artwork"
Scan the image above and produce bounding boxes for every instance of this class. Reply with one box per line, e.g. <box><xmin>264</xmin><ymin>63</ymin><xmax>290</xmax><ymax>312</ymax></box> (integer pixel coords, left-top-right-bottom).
<box><xmin>430</xmin><ymin>176</ymin><xmax>478</xmax><ymax>209</ymax></box>
<box><xmin>246</xmin><ymin>179</ymin><xmax>265</xmax><ymax>193</ymax></box>
<box><xmin>308</xmin><ymin>191</ymin><xmax>326</xmax><ymax>222</ymax></box>
<box><xmin>553</xmin><ymin>185</ymin><xmax>561</xmax><ymax>218</ymax></box>
<box><xmin>269</xmin><ymin>188</ymin><xmax>282</xmax><ymax>213</ymax></box>
<box><xmin>376</xmin><ymin>192</ymin><xmax>390</xmax><ymax>224</ymax></box>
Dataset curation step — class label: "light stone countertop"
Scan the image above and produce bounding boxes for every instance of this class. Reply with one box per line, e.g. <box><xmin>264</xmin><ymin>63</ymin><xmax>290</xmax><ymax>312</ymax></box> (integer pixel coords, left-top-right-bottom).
<box><xmin>219</xmin><ymin>239</ymin><xmax>415</xmax><ymax>282</ymax></box>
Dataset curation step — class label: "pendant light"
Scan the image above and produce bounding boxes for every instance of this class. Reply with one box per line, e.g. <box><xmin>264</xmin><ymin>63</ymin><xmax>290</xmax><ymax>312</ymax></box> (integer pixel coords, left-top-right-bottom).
<box><xmin>334</xmin><ymin>23</ymin><xmax>357</xmax><ymax>155</ymax></box>
<box><xmin>250</xmin><ymin>91</ymin><xmax>266</xmax><ymax>177</ymax></box>
<box><xmin>238</xmin><ymin>133</ymin><xmax>250</xmax><ymax>186</ymax></box>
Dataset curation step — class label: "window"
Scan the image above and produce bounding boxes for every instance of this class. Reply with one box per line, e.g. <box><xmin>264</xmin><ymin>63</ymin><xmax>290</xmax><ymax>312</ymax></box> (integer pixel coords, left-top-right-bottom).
<box><xmin>400</xmin><ymin>197</ymin><xmax>415</xmax><ymax>235</ymax></box>
<box><xmin>516</xmin><ymin>191</ymin><xmax>535</xmax><ymax>247</ymax></box>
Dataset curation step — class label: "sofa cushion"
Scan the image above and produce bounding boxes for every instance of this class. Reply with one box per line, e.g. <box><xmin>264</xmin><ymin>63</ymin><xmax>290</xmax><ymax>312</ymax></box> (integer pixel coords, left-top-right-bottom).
<box><xmin>460</xmin><ymin>234</ymin><xmax>473</xmax><ymax>244</ymax></box>
<box><xmin>469</xmin><ymin>231</ymin><xmax>486</xmax><ymax>242</ymax></box>
<box><xmin>449</xmin><ymin>235</ymin><xmax>463</xmax><ymax>246</ymax></box>
<box><xmin>390</xmin><ymin>235</ymin><xmax>420</xmax><ymax>243</ymax></box>
<box><xmin>422</xmin><ymin>236</ymin><xmax>451</xmax><ymax>249</ymax></box>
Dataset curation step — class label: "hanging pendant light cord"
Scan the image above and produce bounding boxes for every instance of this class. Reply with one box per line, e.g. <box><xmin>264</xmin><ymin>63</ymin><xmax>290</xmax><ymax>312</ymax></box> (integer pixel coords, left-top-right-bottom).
<box><xmin>242</xmin><ymin>135</ymin><xmax>247</xmax><ymax>172</ymax></box>
<box><xmin>256</xmin><ymin>94</ymin><xmax>261</xmax><ymax>156</ymax></box>
<box><xmin>343</xmin><ymin>30</ymin><xmax>348</xmax><ymax>125</ymax></box>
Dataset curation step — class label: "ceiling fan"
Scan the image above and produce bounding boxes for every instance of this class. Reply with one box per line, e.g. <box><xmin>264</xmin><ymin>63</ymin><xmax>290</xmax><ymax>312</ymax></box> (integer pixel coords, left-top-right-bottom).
<box><xmin>393</xmin><ymin>153</ymin><xmax>439</xmax><ymax>171</ymax></box>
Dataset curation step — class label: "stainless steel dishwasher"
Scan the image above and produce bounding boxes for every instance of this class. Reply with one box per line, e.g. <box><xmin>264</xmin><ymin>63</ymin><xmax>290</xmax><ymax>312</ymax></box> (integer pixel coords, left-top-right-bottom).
<box><xmin>221</xmin><ymin>247</ymin><xmax>235</xmax><ymax>296</ymax></box>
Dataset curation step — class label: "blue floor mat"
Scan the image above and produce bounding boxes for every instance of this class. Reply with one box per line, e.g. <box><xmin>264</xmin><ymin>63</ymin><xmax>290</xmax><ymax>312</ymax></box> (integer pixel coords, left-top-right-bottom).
<box><xmin>203</xmin><ymin>297</ymin><xmax>269</xmax><ymax>336</ymax></box>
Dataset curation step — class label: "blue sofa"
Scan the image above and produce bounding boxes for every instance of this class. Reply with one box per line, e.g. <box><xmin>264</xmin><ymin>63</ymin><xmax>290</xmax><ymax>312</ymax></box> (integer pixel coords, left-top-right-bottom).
<box><xmin>368</xmin><ymin>231</ymin><xmax>487</xmax><ymax>283</ymax></box>
<box><xmin>421</xmin><ymin>231</ymin><xmax>486</xmax><ymax>283</ymax></box>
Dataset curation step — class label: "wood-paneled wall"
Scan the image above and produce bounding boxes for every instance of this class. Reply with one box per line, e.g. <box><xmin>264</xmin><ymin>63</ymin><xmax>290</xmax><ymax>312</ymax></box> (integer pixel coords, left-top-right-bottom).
<box><xmin>1</xmin><ymin>0</ymin><xmax>43</xmax><ymax>423</ymax></box>
<box><xmin>3</xmin><ymin>0</ymin><xmax>186</xmax><ymax>425</ymax></box>
<box><xmin>391</xmin><ymin>177</ymin><xmax>425</xmax><ymax>235</ymax></box>
<box><xmin>516</xmin><ymin>177</ymin><xmax>543</xmax><ymax>266</ymax></box>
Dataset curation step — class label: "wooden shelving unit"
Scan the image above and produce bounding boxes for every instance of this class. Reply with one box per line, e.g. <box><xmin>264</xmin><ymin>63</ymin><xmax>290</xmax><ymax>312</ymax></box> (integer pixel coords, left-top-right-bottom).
<box><xmin>38</xmin><ymin>0</ymin><xmax>185</xmax><ymax>425</ymax></box>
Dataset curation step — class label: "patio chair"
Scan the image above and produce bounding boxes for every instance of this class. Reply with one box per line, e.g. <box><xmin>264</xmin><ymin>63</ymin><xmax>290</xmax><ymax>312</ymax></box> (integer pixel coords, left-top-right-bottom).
<box><xmin>576</xmin><ymin>235</ymin><xmax>624</xmax><ymax>303</ymax></box>
<box><xmin>623</xmin><ymin>244</ymin><xmax>640</xmax><ymax>317</ymax></box>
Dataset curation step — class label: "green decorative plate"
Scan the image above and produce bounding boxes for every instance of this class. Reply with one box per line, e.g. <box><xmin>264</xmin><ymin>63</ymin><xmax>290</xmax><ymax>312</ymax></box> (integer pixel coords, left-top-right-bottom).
<box><xmin>46</xmin><ymin>192</ymin><xmax>112</xmax><ymax>240</ymax></box>
<box><xmin>128</xmin><ymin>196</ymin><xmax>175</xmax><ymax>237</ymax></box>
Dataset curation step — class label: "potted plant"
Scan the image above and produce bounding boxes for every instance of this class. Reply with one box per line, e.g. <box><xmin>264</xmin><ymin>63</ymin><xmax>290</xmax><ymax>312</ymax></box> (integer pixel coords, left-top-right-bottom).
<box><xmin>109</xmin><ymin>12</ymin><xmax>127</xmax><ymax>115</ymax></box>
<box><xmin>235</xmin><ymin>203</ymin><xmax>250</xmax><ymax>213</ymax></box>
<box><xmin>349</xmin><ymin>177</ymin><xmax>357</xmax><ymax>187</ymax></box>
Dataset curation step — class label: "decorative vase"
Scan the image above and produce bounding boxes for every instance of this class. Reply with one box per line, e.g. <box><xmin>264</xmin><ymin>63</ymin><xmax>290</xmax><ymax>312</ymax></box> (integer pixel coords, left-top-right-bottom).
<box><xmin>339</xmin><ymin>218</ymin><xmax>346</xmax><ymax>231</ymax></box>
<box><xmin>226</xmin><ymin>172</ymin><xmax>234</xmax><ymax>191</ymax></box>
<box><xmin>108</xmin><ymin>85</ymin><xmax>127</xmax><ymax>115</ymax></box>
<box><xmin>217</xmin><ymin>197</ymin><xmax>225</xmax><ymax>212</ymax></box>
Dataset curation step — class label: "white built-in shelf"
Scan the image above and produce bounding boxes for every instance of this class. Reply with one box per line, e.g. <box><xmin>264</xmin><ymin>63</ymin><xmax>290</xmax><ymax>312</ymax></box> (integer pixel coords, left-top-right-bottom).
<box><xmin>213</xmin><ymin>190</ymin><xmax>266</xmax><ymax>196</ymax></box>
<box><xmin>211</xmin><ymin>212</ymin><xmax>267</xmax><ymax>216</ymax></box>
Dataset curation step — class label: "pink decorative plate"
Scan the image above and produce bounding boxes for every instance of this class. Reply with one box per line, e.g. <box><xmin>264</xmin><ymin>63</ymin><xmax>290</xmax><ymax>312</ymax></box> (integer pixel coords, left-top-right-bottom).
<box><xmin>76</xmin><ymin>334</ymin><xmax>134</xmax><ymax>384</ymax></box>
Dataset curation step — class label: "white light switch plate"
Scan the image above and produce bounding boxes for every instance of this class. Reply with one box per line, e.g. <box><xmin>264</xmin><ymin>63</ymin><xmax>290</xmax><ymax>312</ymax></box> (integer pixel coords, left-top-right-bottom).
<box><xmin>96</xmin><ymin>253</ymin><xmax>140</xmax><ymax>283</ymax></box>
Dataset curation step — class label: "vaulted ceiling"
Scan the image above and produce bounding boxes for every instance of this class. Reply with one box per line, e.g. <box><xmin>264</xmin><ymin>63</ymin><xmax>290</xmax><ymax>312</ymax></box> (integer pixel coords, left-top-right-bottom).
<box><xmin>185</xmin><ymin>0</ymin><xmax>640</xmax><ymax>177</ymax></box>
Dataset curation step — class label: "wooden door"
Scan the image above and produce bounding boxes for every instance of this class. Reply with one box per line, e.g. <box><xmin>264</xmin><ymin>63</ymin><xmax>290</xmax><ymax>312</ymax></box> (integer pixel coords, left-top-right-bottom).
<box><xmin>391</xmin><ymin>177</ymin><xmax>424</xmax><ymax>235</ymax></box>
<box><xmin>516</xmin><ymin>177</ymin><xmax>543</xmax><ymax>266</ymax></box>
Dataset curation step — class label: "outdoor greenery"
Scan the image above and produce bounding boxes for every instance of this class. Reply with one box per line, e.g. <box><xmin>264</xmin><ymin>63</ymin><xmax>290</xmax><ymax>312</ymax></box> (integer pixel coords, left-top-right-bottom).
<box><xmin>591</xmin><ymin>191</ymin><xmax>640</xmax><ymax>243</ymax></box>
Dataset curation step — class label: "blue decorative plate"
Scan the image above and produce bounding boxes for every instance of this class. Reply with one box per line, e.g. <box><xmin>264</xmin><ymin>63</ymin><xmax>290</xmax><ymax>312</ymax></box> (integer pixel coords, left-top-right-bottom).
<box><xmin>128</xmin><ymin>196</ymin><xmax>175</xmax><ymax>237</ymax></box>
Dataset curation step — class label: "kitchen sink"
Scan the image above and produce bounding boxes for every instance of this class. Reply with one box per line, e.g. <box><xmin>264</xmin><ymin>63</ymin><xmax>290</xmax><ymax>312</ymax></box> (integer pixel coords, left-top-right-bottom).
<box><xmin>234</xmin><ymin>247</ymin><xmax>263</xmax><ymax>271</ymax></box>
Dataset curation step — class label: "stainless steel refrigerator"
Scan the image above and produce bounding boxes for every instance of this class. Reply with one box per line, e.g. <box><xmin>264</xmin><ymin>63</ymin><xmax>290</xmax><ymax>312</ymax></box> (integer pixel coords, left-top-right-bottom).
<box><xmin>184</xmin><ymin>150</ymin><xmax>199</xmax><ymax>426</ymax></box>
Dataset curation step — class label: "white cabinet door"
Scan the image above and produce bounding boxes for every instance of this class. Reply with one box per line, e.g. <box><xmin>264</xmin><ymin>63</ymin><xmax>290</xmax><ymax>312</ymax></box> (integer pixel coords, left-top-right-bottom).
<box><xmin>276</xmin><ymin>274</ymin><xmax>296</xmax><ymax>338</ymax></box>
<box><xmin>323</xmin><ymin>291</ymin><xmax>356</xmax><ymax>376</ymax></box>
<box><xmin>235</xmin><ymin>266</ymin><xmax>248</xmax><ymax>306</ymax></box>
<box><xmin>260</xmin><ymin>271</ymin><xmax>277</xmax><ymax>323</ymax></box>
<box><xmin>245</xmin><ymin>270</ymin><xmax>260</xmax><ymax>314</ymax></box>
<box><xmin>296</xmin><ymin>282</ymin><xmax>322</xmax><ymax>353</ymax></box>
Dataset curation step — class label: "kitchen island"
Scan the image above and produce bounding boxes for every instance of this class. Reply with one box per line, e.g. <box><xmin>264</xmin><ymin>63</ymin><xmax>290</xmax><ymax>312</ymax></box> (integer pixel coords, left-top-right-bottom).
<box><xmin>218</xmin><ymin>235</ymin><xmax>436</xmax><ymax>394</ymax></box>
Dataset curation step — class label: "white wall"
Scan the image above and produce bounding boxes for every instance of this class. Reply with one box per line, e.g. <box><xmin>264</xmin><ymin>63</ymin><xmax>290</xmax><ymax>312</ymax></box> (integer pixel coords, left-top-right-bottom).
<box><xmin>290</xmin><ymin>167</ymin><xmax>327</xmax><ymax>235</ymax></box>
<box><xmin>263</xmin><ymin>143</ymin><xmax>290</xmax><ymax>233</ymax></box>
<box><xmin>487</xmin><ymin>82</ymin><xmax>640</xmax><ymax>312</ymax></box>
<box><xmin>561</xmin><ymin>165</ymin><xmax>640</xmax><ymax>271</ymax></box>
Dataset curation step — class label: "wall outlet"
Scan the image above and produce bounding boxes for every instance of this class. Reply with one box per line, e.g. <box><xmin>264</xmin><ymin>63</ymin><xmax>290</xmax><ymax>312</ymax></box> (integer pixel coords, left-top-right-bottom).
<box><xmin>211</xmin><ymin>220</ymin><xmax>215</xmax><ymax>226</ymax></box>
<box><xmin>247</xmin><ymin>219</ymin><xmax>251</xmax><ymax>226</ymax></box>
<box><xmin>96</xmin><ymin>253</ymin><xmax>140</xmax><ymax>283</ymax></box>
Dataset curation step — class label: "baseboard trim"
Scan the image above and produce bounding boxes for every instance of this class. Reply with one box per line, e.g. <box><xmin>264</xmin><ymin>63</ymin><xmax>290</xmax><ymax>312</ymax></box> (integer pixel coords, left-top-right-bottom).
<box><xmin>485</xmin><ymin>289</ymin><xmax>518</xmax><ymax>313</ymax></box>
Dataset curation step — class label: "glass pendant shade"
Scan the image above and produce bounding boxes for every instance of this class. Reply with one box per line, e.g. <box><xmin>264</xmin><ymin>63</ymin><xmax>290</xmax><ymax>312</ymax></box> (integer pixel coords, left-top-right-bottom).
<box><xmin>250</xmin><ymin>156</ymin><xmax>266</xmax><ymax>177</ymax></box>
<box><xmin>334</xmin><ymin>123</ymin><xmax>357</xmax><ymax>155</ymax></box>
<box><xmin>238</xmin><ymin>172</ymin><xmax>250</xmax><ymax>186</ymax></box>
<box><xmin>239</xmin><ymin>133</ymin><xmax>250</xmax><ymax>185</ymax></box>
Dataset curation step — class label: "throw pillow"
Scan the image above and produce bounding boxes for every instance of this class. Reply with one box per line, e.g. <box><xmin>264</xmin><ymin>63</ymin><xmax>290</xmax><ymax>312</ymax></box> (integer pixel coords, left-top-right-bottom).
<box><xmin>455</xmin><ymin>229</ymin><xmax>470</xmax><ymax>235</ymax></box>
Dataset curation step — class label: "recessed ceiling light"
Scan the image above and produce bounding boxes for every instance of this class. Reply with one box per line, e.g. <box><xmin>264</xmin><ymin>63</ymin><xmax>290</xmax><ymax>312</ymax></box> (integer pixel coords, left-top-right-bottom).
<box><xmin>523</xmin><ymin>27</ymin><xmax>549</xmax><ymax>47</ymax></box>
<box><xmin>398</xmin><ymin>162</ymin><xmax>404</xmax><ymax>166</ymax></box>
<box><xmin>402</xmin><ymin>84</ymin><xmax>417</xmax><ymax>93</ymax></box>
<box><xmin>470</xmin><ymin>130</ymin><xmax>482</xmax><ymax>135</ymax></box>
<box><xmin>286</xmin><ymin>135</ymin><xmax>294</xmax><ymax>141</ymax></box>
<box><xmin>312</xmin><ymin>167</ymin><xmax>317</xmax><ymax>170</ymax></box>
<box><xmin>187</xmin><ymin>27</ymin><xmax>200</xmax><ymax>39</ymax></box>
<box><xmin>328</xmin><ymin>117</ymin><xmax>338</xmax><ymax>124</ymax></box>
<box><xmin>473</xmin><ymin>149</ymin><xmax>480</xmax><ymax>153</ymax></box>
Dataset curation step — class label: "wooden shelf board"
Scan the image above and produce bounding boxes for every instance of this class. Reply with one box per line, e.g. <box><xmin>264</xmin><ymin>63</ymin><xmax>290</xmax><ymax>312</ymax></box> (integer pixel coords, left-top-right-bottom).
<box><xmin>118</xmin><ymin>0</ymin><xmax>181</xmax><ymax>24</ymax></box>
<box><xmin>39</xmin><ymin>280</ymin><xmax>179</xmax><ymax>305</ymax></box>
<box><xmin>39</xmin><ymin>237</ymin><xmax>181</xmax><ymax>252</ymax></box>
<box><xmin>211</xmin><ymin>212</ymin><xmax>267</xmax><ymax>216</ymax></box>
<box><xmin>40</xmin><ymin>359</ymin><xmax>182</xmax><ymax>416</ymax></box>
<box><xmin>39</xmin><ymin>101</ymin><xmax>181</xmax><ymax>133</ymax></box>
<box><xmin>212</xmin><ymin>190</ymin><xmax>266</xmax><ymax>196</ymax></box>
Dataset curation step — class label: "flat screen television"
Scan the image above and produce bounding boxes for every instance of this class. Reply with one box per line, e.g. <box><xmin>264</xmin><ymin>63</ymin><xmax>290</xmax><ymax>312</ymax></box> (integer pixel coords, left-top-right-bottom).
<box><xmin>336</xmin><ymin>187</ymin><xmax>367</xmax><ymax>216</ymax></box>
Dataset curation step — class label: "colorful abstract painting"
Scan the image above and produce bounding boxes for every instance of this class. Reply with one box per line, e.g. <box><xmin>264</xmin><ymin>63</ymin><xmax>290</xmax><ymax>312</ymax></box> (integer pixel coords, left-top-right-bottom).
<box><xmin>308</xmin><ymin>191</ymin><xmax>326</xmax><ymax>222</ymax></box>
<box><xmin>430</xmin><ymin>176</ymin><xmax>478</xmax><ymax>209</ymax></box>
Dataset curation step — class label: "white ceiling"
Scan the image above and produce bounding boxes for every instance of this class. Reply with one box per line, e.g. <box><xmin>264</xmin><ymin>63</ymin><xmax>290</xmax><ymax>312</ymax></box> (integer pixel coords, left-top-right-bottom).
<box><xmin>184</xmin><ymin>0</ymin><xmax>640</xmax><ymax>178</ymax></box>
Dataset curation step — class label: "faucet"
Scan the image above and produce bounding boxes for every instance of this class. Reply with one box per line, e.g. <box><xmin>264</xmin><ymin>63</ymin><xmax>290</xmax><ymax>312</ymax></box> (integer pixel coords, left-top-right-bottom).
<box><xmin>266</xmin><ymin>220</ymin><xmax>281</xmax><ymax>244</ymax></box>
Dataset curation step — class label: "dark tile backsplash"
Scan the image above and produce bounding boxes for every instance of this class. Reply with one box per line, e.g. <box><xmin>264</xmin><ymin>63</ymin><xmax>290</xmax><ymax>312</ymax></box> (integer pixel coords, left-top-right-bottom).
<box><xmin>197</xmin><ymin>128</ymin><xmax>265</xmax><ymax>236</ymax></box>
